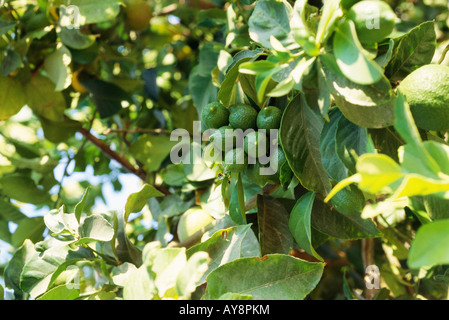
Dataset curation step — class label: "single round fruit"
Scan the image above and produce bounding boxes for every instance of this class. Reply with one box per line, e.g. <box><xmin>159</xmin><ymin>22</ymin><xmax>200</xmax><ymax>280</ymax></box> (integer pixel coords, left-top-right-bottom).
<box><xmin>210</xmin><ymin>126</ymin><xmax>236</xmax><ymax>151</ymax></box>
<box><xmin>177</xmin><ymin>207</ymin><xmax>214</xmax><ymax>242</ymax></box>
<box><xmin>245</xmin><ymin>162</ymin><xmax>270</xmax><ymax>187</ymax></box>
<box><xmin>228</xmin><ymin>104</ymin><xmax>258</xmax><ymax>131</ymax></box>
<box><xmin>397</xmin><ymin>64</ymin><xmax>449</xmax><ymax>131</ymax></box>
<box><xmin>125</xmin><ymin>0</ymin><xmax>152</xmax><ymax>31</ymax></box>
<box><xmin>72</xmin><ymin>70</ymin><xmax>88</xmax><ymax>93</ymax></box>
<box><xmin>223</xmin><ymin>148</ymin><xmax>248</xmax><ymax>173</ymax></box>
<box><xmin>346</xmin><ymin>0</ymin><xmax>396</xmax><ymax>44</ymax></box>
<box><xmin>257</xmin><ymin>106</ymin><xmax>282</xmax><ymax>130</ymax></box>
<box><xmin>244</xmin><ymin>131</ymin><xmax>268</xmax><ymax>158</ymax></box>
<box><xmin>201</xmin><ymin>101</ymin><xmax>230</xmax><ymax>130</ymax></box>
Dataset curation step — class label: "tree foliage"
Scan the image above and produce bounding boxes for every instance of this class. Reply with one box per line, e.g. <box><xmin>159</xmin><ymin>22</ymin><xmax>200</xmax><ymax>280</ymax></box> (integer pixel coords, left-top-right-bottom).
<box><xmin>1</xmin><ymin>0</ymin><xmax>449</xmax><ymax>300</ymax></box>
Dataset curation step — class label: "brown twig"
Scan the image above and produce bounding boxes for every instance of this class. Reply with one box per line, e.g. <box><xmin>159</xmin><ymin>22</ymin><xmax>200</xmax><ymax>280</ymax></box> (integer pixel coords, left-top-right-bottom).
<box><xmin>103</xmin><ymin>127</ymin><xmax>174</xmax><ymax>136</ymax></box>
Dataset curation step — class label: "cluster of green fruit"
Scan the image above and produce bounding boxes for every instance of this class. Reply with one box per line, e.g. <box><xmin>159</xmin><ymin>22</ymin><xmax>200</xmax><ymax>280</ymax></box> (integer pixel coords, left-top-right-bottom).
<box><xmin>201</xmin><ymin>101</ymin><xmax>292</xmax><ymax>186</ymax></box>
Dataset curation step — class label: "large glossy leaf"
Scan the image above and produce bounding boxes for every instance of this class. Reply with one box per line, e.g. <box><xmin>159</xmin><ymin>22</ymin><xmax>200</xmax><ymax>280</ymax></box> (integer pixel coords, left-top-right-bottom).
<box><xmin>248</xmin><ymin>0</ymin><xmax>298</xmax><ymax>51</ymax></box>
<box><xmin>25</xmin><ymin>74</ymin><xmax>66</xmax><ymax>121</ymax></box>
<box><xmin>320</xmin><ymin>56</ymin><xmax>396</xmax><ymax>128</ymax></box>
<box><xmin>257</xmin><ymin>195</ymin><xmax>293</xmax><ymax>255</ymax></box>
<box><xmin>204</xmin><ymin>254</ymin><xmax>324</xmax><ymax>300</ymax></box>
<box><xmin>311</xmin><ymin>199</ymin><xmax>380</xmax><ymax>240</ymax></box>
<box><xmin>385</xmin><ymin>21</ymin><xmax>436</xmax><ymax>82</ymax></box>
<box><xmin>186</xmin><ymin>224</ymin><xmax>253</xmax><ymax>283</ymax></box>
<box><xmin>335</xmin><ymin>114</ymin><xmax>367</xmax><ymax>173</ymax></box>
<box><xmin>333</xmin><ymin>20</ymin><xmax>383</xmax><ymax>85</ymax></box>
<box><xmin>0</xmin><ymin>76</ymin><xmax>26</xmax><ymax>120</ymax></box>
<box><xmin>408</xmin><ymin>219</ymin><xmax>449</xmax><ymax>269</ymax></box>
<box><xmin>280</xmin><ymin>94</ymin><xmax>331</xmax><ymax>196</ymax></box>
<box><xmin>289</xmin><ymin>192</ymin><xmax>323</xmax><ymax>260</ymax></box>
<box><xmin>320</xmin><ymin>108</ymin><xmax>348</xmax><ymax>182</ymax></box>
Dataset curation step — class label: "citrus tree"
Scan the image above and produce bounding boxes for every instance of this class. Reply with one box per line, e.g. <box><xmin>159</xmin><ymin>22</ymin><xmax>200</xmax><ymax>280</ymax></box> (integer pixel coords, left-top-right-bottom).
<box><xmin>1</xmin><ymin>0</ymin><xmax>449</xmax><ymax>300</ymax></box>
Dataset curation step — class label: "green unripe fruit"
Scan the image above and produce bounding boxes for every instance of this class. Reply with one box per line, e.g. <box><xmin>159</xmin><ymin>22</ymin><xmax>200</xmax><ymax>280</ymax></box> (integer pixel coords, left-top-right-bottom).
<box><xmin>210</xmin><ymin>126</ymin><xmax>236</xmax><ymax>151</ymax></box>
<box><xmin>201</xmin><ymin>101</ymin><xmax>230</xmax><ymax>130</ymax></box>
<box><xmin>245</xmin><ymin>162</ymin><xmax>270</xmax><ymax>187</ymax></box>
<box><xmin>125</xmin><ymin>0</ymin><xmax>152</xmax><ymax>31</ymax></box>
<box><xmin>228</xmin><ymin>104</ymin><xmax>258</xmax><ymax>131</ymax></box>
<box><xmin>177</xmin><ymin>207</ymin><xmax>215</xmax><ymax>242</ymax></box>
<box><xmin>397</xmin><ymin>64</ymin><xmax>449</xmax><ymax>131</ymax></box>
<box><xmin>346</xmin><ymin>0</ymin><xmax>396</xmax><ymax>44</ymax></box>
<box><xmin>223</xmin><ymin>148</ymin><xmax>248</xmax><ymax>173</ymax></box>
<box><xmin>257</xmin><ymin>106</ymin><xmax>282</xmax><ymax>130</ymax></box>
<box><xmin>244</xmin><ymin>131</ymin><xmax>268</xmax><ymax>158</ymax></box>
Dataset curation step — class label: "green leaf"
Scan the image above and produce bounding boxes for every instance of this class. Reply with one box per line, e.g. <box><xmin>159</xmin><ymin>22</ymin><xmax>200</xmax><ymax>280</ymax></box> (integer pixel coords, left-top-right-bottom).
<box><xmin>0</xmin><ymin>174</ymin><xmax>50</xmax><ymax>205</ymax></box>
<box><xmin>333</xmin><ymin>20</ymin><xmax>383</xmax><ymax>85</ymax></box>
<box><xmin>290</xmin><ymin>0</ymin><xmax>320</xmax><ymax>56</ymax></box>
<box><xmin>129</xmin><ymin>135</ymin><xmax>178</xmax><ymax>173</ymax></box>
<box><xmin>1</xmin><ymin>50</ymin><xmax>23</xmax><ymax>77</ymax></box>
<box><xmin>11</xmin><ymin>217</ymin><xmax>46</xmax><ymax>247</ymax></box>
<box><xmin>186</xmin><ymin>224</ymin><xmax>253</xmax><ymax>284</ymax></box>
<box><xmin>280</xmin><ymin>94</ymin><xmax>331</xmax><ymax>196</ymax></box>
<box><xmin>36</xmin><ymin>284</ymin><xmax>79</xmax><ymax>300</ymax></box>
<box><xmin>74</xmin><ymin>187</ymin><xmax>90</xmax><ymax>223</ymax></box>
<box><xmin>0</xmin><ymin>198</ymin><xmax>26</xmax><ymax>222</ymax></box>
<box><xmin>38</xmin><ymin>116</ymin><xmax>82</xmax><ymax>143</ymax></box>
<box><xmin>408</xmin><ymin>219</ymin><xmax>449</xmax><ymax>269</ymax></box>
<box><xmin>320</xmin><ymin>108</ymin><xmax>348</xmax><ymax>182</ymax></box>
<box><xmin>335</xmin><ymin>115</ymin><xmax>367</xmax><ymax>173</ymax></box>
<box><xmin>204</xmin><ymin>254</ymin><xmax>324</xmax><ymax>300</ymax></box>
<box><xmin>311</xmin><ymin>199</ymin><xmax>380</xmax><ymax>239</ymax></box>
<box><xmin>80</xmin><ymin>78</ymin><xmax>132</xmax><ymax>118</ymax></box>
<box><xmin>69</xmin><ymin>0</ymin><xmax>121</xmax><ymax>25</ymax></box>
<box><xmin>0</xmin><ymin>76</ymin><xmax>26</xmax><ymax>121</ymax></box>
<box><xmin>248</xmin><ymin>0</ymin><xmax>298</xmax><ymax>51</ymax></box>
<box><xmin>78</xmin><ymin>214</ymin><xmax>114</xmax><ymax>243</ymax></box>
<box><xmin>257</xmin><ymin>195</ymin><xmax>293</xmax><ymax>255</ymax></box>
<box><xmin>393</xmin><ymin>92</ymin><xmax>440</xmax><ymax>175</ymax></box>
<box><xmin>228</xmin><ymin>174</ymin><xmax>246</xmax><ymax>225</ymax></box>
<box><xmin>43</xmin><ymin>45</ymin><xmax>72</xmax><ymax>91</ymax></box>
<box><xmin>58</xmin><ymin>27</ymin><xmax>96</xmax><ymax>50</ymax></box>
<box><xmin>4</xmin><ymin>240</ymin><xmax>36</xmax><ymax>298</ymax></box>
<box><xmin>218</xmin><ymin>53</ymin><xmax>256</xmax><ymax>107</ymax></box>
<box><xmin>123</xmin><ymin>264</ymin><xmax>156</xmax><ymax>300</ymax></box>
<box><xmin>315</xmin><ymin>0</ymin><xmax>341</xmax><ymax>45</ymax></box>
<box><xmin>25</xmin><ymin>74</ymin><xmax>67</xmax><ymax>121</ymax></box>
<box><xmin>320</xmin><ymin>55</ymin><xmax>395</xmax><ymax>128</ymax></box>
<box><xmin>289</xmin><ymin>192</ymin><xmax>323</xmax><ymax>260</ymax></box>
<box><xmin>124</xmin><ymin>184</ymin><xmax>164</xmax><ymax>222</ymax></box>
<box><xmin>0</xmin><ymin>20</ymin><xmax>17</xmax><ymax>36</ymax></box>
<box><xmin>385</xmin><ymin>21</ymin><xmax>437</xmax><ymax>82</ymax></box>
<box><xmin>175</xmin><ymin>251</ymin><xmax>210</xmax><ymax>299</ymax></box>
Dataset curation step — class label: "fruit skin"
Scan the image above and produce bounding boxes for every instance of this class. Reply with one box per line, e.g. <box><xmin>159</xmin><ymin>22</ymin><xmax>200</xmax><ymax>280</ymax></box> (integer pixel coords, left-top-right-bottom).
<box><xmin>201</xmin><ymin>101</ymin><xmax>230</xmax><ymax>130</ymax></box>
<box><xmin>397</xmin><ymin>64</ymin><xmax>449</xmax><ymax>131</ymax></box>
<box><xmin>210</xmin><ymin>126</ymin><xmax>236</xmax><ymax>152</ymax></box>
<box><xmin>257</xmin><ymin>106</ymin><xmax>282</xmax><ymax>130</ymax></box>
<box><xmin>223</xmin><ymin>148</ymin><xmax>248</xmax><ymax>173</ymax></box>
<box><xmin>346</xmin><ymin>0</ymin><xmax>396</xmax><ymax>44</ymax></box>
<box><xmin>245</xmin><ymin>162</ymin><xmax>270</xmax><ymax>187</ymax></box>
<box><xmin>125</xmin><ymin>0</ymin><xmax>152</xmax><ymax>31</ymax></box>
<box><xmin>177</xmin><ymin>207</ymin><xmax>215</xmax><ymax>243</ymax></box>
<box><xmin>228</xmin><ymin>104</ymin><xmax>258</xmax><ymax>131</ymax></box>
